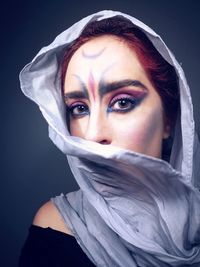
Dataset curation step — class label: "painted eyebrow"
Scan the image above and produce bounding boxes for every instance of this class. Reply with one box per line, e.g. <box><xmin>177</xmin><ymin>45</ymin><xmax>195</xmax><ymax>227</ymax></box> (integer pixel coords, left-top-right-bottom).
<box><xmin>99</xmin><ymin>79</ymin><xmax>148</xmax><ymax>98</ymax></box>
<box><xmin>64</xmin><ymin>74</ymin><xmax>89</xmax><ymax>101</ymax></box>
<box><xmin>64</xmin><ymin>91</ymin><xmax>89</xmax><ymax>101</ymax></box>
<box><xmin>64</xmin><ymin>79</ymin><xmax>148</xmax><ymax>101</ymax></box>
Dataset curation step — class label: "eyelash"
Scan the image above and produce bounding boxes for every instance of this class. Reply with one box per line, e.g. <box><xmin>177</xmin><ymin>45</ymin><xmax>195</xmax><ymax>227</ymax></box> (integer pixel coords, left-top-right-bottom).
<box><xmin>67</xmin><ymin>95</ymin><xmax>141</xmax><ymax>118</ymax></box>
<box><xmin>108</xmin><ymin>96</ymin><xmax>140</xmax><ymax>113</ymax></box>
<box><xmin>67</xmin><ymin>103</ymin><xmax>89</xmax><ymax>118</ymax></box>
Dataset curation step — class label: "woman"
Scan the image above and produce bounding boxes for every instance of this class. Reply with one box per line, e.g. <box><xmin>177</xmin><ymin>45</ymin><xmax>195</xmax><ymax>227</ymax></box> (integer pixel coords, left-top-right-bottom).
<box><xmin>19</xmin><ymin>10</ymin><xmax>200</xmax><ymax>266</ymax></box>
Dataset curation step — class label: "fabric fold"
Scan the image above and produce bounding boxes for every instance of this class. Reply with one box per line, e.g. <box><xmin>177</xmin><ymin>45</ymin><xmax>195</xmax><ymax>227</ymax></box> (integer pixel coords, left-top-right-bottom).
<box><xmin>20</xmin><ymin>10</ymin><xmax>200</xmax><ymax>266</ymax></box>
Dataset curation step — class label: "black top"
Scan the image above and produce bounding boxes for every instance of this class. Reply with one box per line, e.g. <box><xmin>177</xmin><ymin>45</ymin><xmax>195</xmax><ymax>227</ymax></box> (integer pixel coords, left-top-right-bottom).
<box><xmin>19</xmin><ymin>225</ymin><xmax>95</xmax><ymax>267</ymax></box>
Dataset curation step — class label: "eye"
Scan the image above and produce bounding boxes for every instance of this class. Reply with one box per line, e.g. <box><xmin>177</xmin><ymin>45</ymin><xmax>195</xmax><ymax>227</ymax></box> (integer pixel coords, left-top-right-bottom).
<box><xmin>68</xmin><ymin>103</ymin><xmax>89</xmax><ymax>118</ymax></box>
<box><xmin>108</xmin><ymin>94</ymin><xmax>140</xmax><ymax>113</ymax></box>
<box><xmin>112</xmin><ymin>99</ymin><xmax>134</xmax><ymax>110</ymax></box>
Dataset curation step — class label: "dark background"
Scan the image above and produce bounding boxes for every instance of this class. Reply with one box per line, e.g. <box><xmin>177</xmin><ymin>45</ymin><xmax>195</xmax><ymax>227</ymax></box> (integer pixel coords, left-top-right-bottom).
<box><xmin>1</xmin><ymin>1</ymin><xmax>200</xmax><ymax>266</ymax></box>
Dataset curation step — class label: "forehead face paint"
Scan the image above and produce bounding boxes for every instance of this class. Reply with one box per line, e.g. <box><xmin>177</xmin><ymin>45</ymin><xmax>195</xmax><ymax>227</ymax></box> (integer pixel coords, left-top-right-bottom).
<box><xmin>81</xmin><ymin>47</ymin><xmax>108</xmax><ymax>101</ymax></box>
<box><xmin>88</xmin><ymin>71</ymin><xmax>96</xmax><ymax>100</ymax></box>
<box><xmin>72</xmin><ymin>74</ymin><xmax>88</xmax><ymax>97</ymax></box>
<box><xmin>82</xmin><ymin>47</ymin><xmax>106</xmax><ymax>59</ymax></box>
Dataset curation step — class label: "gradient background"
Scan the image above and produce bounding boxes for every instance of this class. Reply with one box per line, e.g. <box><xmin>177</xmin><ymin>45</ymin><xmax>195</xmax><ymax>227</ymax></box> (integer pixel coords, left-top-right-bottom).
<box><xmin>1</xmin><ymin>0</ymin><xmax>200</xmax><ymax>266</ymax></box>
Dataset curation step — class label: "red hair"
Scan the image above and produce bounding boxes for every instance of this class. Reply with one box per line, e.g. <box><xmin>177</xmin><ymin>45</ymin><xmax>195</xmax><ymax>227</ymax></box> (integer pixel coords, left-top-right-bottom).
<box><xmin>61</xmin><ymin>16</ymin><xmax>180</xmax><ymax>130</ymax></box>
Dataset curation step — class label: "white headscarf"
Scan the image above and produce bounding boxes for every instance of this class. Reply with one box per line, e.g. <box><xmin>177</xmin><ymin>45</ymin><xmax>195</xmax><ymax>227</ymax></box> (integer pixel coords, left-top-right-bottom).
<box><xmin>20</xmin><ymin>10</ymin><xmax>200</xmax><ymax>266</ymax></box>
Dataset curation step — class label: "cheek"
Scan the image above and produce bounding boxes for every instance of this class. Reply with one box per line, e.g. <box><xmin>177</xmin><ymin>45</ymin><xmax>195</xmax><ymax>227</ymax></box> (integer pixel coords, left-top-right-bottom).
<box><xmin>113</xmin><ymin>110</ymin><xmax>164</xmax><ymax>152</ymax></box>
<box><xmin>69</xmin><ymin>118</ymin><xmax>87</xmax><ymax>137</ymax></box>
<box><xmin>136</xmin><ymin>114</ymin><xmax>161</xmax><ymax>142</ymax></box>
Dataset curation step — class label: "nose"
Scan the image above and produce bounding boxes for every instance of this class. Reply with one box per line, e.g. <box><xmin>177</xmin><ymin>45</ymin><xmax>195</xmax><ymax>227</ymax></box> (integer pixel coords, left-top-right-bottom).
<box><xmin>84</xmin><ymin>113</ymin><xmax>111</xmax><ymax>145</ymax></box>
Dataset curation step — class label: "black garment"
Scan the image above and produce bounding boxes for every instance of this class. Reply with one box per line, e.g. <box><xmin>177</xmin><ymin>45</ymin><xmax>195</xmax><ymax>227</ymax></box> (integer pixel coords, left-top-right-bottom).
<box><xmin>19</xmin><ymin>225</ymin><xmax>95</xmax><ymax>267</ymax></box>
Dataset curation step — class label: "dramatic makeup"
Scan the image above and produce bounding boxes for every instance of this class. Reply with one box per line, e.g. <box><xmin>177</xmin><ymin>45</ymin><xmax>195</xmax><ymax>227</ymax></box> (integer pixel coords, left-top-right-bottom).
<box><xmin>63</xmin><ymin>35</ymin><xmax>168</xmax><ymax>158</ymax></box>
<box><xmin>64</xmin><ymin>77</ymin><xmax>148</xmax><ymax>117</ymax></box>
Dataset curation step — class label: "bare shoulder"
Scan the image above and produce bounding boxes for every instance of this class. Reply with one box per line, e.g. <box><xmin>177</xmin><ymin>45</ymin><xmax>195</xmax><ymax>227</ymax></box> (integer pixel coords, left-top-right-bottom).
<box><xmin>33</xmin><ymin>200</ymin><xmax>73</xmax><ymax>236</ymax></box>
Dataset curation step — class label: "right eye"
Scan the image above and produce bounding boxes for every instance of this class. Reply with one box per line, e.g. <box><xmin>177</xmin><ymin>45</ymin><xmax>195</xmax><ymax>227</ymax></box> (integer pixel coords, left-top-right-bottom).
<box><xmin>68</xmin><ymin>103</ymin><xmax>89</xmax><ymax>118</ymax></box>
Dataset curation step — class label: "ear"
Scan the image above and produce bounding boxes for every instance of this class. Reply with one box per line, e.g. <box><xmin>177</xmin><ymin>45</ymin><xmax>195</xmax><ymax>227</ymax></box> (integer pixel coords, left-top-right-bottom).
<box><xmin>163</xmin><ymin>124</ymin><xmax>171</xmax><ymax>139</ymax></box>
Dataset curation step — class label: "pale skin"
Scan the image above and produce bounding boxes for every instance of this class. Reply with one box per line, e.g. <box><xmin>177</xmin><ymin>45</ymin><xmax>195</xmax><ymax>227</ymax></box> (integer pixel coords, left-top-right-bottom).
<box><xmin>33</xmin><ymin>35</ymin><xmax>170</xmax><ymax>235</ymax></box>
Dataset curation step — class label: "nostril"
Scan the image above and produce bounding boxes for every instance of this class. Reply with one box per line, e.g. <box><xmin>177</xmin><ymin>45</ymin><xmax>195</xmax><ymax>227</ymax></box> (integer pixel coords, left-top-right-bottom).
<box><xmin>100</xmin><ymin>140</ymin><xmax>110</xmax><ymax>145</ymax></box>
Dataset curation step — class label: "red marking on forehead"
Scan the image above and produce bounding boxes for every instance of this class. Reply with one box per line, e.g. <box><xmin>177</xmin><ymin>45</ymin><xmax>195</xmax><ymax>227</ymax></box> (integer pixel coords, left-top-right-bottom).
<box><xmin>88</xmin><ymin>71</ymin><xmax>96</xmax><ymax>100</ymax></box>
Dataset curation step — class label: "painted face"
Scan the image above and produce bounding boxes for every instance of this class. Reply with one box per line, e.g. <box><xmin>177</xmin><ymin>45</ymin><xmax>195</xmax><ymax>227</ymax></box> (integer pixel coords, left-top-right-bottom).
<box><xmin>64</xmin><ymin>35</ymin><xmax>169</xmax><ymax>158</ymax></box>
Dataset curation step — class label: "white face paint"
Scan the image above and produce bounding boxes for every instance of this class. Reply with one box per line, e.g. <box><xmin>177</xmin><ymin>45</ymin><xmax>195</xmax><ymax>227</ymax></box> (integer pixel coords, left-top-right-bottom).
<box><xmin>64</xmin><ymin>35</ymin><xmax>170</xmax><ymax>158</ymax></box>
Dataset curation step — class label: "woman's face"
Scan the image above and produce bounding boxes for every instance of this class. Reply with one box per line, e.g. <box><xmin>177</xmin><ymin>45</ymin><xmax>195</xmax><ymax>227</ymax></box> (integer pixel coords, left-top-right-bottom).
<box><xmin>64</xmin><ymin>35</ymin><xmax>169</xmax><ymax>158</ymax></box>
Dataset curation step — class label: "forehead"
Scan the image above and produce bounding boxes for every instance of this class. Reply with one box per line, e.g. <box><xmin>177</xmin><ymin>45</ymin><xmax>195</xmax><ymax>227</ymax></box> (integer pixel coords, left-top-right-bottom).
<box><xmin>75</xmin><ymin>35</ymin><xmax>127</xmax><ymax>57</ymax></box>
<box><xmin>65</xmin><ymin>35</ymin><xmax>144</xmax><ymax>79</ymax></box>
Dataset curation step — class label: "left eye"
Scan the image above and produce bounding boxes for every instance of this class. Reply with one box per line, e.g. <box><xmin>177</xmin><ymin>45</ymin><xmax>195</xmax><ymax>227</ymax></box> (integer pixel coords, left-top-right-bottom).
<box><xmin>109</xmin><ymin>97</ymin><xmax>137</xmax><ymax>112</ymax></box>
<box><xmin>68</xmin><ymin>103</ymin><xmax>89</xmax><ymax>118</ymax></box>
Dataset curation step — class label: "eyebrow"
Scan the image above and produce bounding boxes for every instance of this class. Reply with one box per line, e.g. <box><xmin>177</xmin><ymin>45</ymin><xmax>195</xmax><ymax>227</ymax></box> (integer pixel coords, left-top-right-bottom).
<box><xmin>64</xmin><ymin>79</ymin><xmax>148</xmax><ymax>101</ymax></box>
<box><xmin>99</xmin><ymin>79</ymin><xmax>148</xmax><ymax>98</ymax></box>
<box><xmin>64</xmin><ymin>90</ymin><xmax>89</xmax><ymax>101</ymax></box>
<box><xmin>64</xmin><ymin>74</ymin><xmax>90</xmax><ymax>101</ymax></box>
